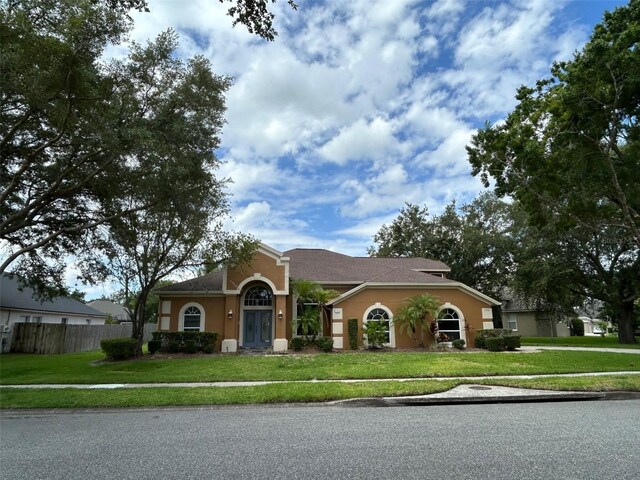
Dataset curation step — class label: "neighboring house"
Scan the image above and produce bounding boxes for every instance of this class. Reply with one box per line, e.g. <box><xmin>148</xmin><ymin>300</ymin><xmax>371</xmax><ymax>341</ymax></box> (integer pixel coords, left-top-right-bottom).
<box><xmin>155</xmin><ymin>243</ymin><xmax>500</xmax><ymax>352</ymax></box>
<box><xmin>0</xmin><ymin>274</ymin><xmax>107</xmax><ymax>328</ymax></box>
<box><xmin>501</xmin><ymin>295</ymin><xmax>571</xmax><ymax>337</ymax></box>
<box><xmin>87</xmin><ymin>300</ymin><xmax>131</xmax><ymax>323</ymax></box>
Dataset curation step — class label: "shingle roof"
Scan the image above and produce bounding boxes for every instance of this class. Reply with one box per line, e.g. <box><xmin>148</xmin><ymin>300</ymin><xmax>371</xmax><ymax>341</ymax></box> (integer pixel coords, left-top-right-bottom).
<box><xmin>284</xmin><ymin>249</ymin><xmax>452</xmax><ymax>284</ymax></box>
<box><xmin>155</xmin><ymin>250</ymin><xmax>455</xmax><ymax>293</ymax></box>
<box><xmin>154</xmin><ymin>271</ymin><xmax>224</xmax><ymax>293</ymax></box>
<box><xmin>0</xmin><ymin>274</ymin><xmax>106</xmax><ymax>317</ymax></box>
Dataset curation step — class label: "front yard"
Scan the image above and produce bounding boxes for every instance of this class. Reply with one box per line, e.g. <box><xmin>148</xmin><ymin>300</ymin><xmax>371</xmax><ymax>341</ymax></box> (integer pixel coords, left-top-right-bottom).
<box><xmin>1</xmin><ymin>349</ymin><xmax>639</xmax><ymax>408</ymax></box>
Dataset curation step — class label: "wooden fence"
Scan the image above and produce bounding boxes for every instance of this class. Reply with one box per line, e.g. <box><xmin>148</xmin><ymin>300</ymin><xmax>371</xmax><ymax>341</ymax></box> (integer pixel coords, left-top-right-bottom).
<box><xmin>9</xmin><ymin>323</ymin><xmax>156</xmax><ymax>354</ymax></box>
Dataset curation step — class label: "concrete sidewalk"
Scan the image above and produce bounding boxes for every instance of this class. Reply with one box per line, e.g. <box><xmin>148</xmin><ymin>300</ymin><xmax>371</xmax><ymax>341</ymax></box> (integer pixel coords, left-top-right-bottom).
<box><xmin>520</xmin><ymin>346</ymin><xmax>640</xmax><ymax>354</ymax></box>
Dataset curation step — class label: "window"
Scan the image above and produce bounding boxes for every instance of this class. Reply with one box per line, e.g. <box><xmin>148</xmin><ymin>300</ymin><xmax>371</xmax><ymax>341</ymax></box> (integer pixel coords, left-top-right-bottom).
<box><xmin>363</xmin><ymin>305</ymin><xmax>395</xmax><ymax>347</ymax></box>
<box><xmin>183</xmin><ymin>306</ymin><xmax>202</xmax><ymax>331</ymax></box>
<box><xmin>85</xmin><ymin>319</ymin><xmax>91</xmax><ymax>325</ymax></box>
<box><xmin>244</xmin><ymin>286</ymin><xmax>273</xmax><ymax>307</ymax></box>
<box><xmin>61</xmin><ymin>318</ymin><xmax>68</xmax><ymax>325</ymax></box>
<box><xmin>20</xmin><ymin>315</ymin><xmax>30</xmax><ymax>323</ymax></box>
<box><xmin>507</xmin><ymin>314</ymin><xmax>517</xmax><ymax>331</ymax></box>
<box><xmin>33</xmin><ymin>316</ymin><xmax>42</xmax><ymax>324</ymax></box>
<box><xmin>437</xmin><ymin>308</ymin><xmax>462</xmax><ymax>342</ymax></box>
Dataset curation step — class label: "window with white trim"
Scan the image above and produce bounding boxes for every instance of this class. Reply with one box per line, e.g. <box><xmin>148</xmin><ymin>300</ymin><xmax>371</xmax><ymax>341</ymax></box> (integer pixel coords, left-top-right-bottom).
<box><xmin>183</xmin><ymin>306</ymin><xmax>202</xmax><ymax>331</ymax></box>
<box><xmin>33</xmin><ymin>316</ymin><xmax>42</xmax><ymax>324</ymax></box>
<box><xmin>507</xmin><ymin>313</ymin><xmax>517</xmax><ymax>331</ymax></box>
<box><xmin>244</xmin><ymin>286</ymin><xmax>273</xmax><ymax>307</ymax></box>
<box><xmin>363</xmin><ymin>305</ymin><xmax>395</xmax><ymax>347</ymax></box>
<box><xmin>20</xmin><ymin>315</ymin><xmax>30</xmax><ymax>323</ymax></box>
<box><xmin>437</xmin><ymin>308</ymin><xmax>462</xmax><ymax>342</ymax></box>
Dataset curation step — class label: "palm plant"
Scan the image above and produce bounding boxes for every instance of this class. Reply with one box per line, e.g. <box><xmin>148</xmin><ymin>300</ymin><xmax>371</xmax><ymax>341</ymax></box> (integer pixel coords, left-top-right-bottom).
<box><xmin>393</xmin><ymin>294</ymin><xmax>442</xmax><ymax>347</ymax></box>
<box><xmin>290</xmin><ymin>278</ymin><xmax>339</xmax><ymax>341</ymax></box>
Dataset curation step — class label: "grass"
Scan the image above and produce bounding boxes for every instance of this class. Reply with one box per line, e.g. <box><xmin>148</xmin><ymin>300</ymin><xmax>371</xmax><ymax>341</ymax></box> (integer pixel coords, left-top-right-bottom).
<box><xmin>2</xmin><ymin>375</ymin><xmax>638</xmax><ymax>409</ymax></box>
<box><xmin>1</xmin><ymin>349</ymin><xmax>640</xmax><ymax>385</ymax></box>
<box><xmin>521</xmin><ymin>336</ymin><xmax>640</xmax><ymax>349</ymax></box>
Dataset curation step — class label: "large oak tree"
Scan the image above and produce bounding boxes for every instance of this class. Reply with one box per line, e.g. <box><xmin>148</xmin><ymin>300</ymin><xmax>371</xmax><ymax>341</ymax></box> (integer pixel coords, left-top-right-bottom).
<box><xmin>467</xmin><ymin>0</ymin><xmax>639</xmax><ymax>343</ymax></box>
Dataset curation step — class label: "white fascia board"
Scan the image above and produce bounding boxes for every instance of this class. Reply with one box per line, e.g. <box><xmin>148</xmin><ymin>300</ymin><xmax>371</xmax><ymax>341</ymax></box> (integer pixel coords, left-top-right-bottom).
<box><xmin>330</xmin><ymin>282</ymin><xmax>500</xmax><ymax>306</ymax></box>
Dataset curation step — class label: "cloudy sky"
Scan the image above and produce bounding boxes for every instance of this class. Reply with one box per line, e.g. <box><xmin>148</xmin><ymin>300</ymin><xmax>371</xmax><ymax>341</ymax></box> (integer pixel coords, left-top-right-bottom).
<box><xmin>80</xmin><ymin>0</ymin><xmax>626</xmax><ymax>297</ymax></box>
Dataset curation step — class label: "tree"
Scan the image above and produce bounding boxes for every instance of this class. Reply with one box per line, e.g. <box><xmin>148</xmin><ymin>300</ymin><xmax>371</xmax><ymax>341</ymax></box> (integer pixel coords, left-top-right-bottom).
<box><xmin>0</xmin><ymin>0</ymin><xmax>296</xmax><ymax>296</ymax></box>
<box><xmin>369</xmin><ymin>193</ymin><xmax>521</xmax><ymax>300</ymax></box>
<box><xmin>467</xmin><ymin>0</ymin><xmax>639</xmax><ymax>343</ymax></box>
<box><xmin>392</xmin><ymin>294</ymin><xmax>442</xmax><ymax>347</ymax></box>
<box><xmin>290</xmin><ymin>279</ymin><xmax>338</xmax><ymax>340</ymax></box>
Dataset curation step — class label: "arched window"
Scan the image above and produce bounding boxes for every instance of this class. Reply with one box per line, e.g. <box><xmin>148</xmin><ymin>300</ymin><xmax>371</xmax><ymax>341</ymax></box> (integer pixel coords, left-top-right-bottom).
<box><xmin>363</xmin><ymin>305</ymin><xmax>395</xmax><ymax>347</ymax></box>
<box><xmin>244</xmin><ymin>286</ymin><xmax>273</xmax><ymax>307</ymax></box>
<box><xmin>437</xmin><ymin>307</ymin><xmax>462</xmax><ymax>342</ymax></box>
<box><xmin>183</xmin><ymin>306</ymin><xmax>202</xmax><ymax>331</ymax></box>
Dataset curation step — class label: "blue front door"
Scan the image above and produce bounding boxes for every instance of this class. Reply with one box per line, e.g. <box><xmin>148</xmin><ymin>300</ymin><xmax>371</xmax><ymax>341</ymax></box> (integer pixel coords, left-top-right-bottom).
<box><xmin>243</xmin><ymin>311</ymin><xmax>272</xmax><ymax>348</ymax></box>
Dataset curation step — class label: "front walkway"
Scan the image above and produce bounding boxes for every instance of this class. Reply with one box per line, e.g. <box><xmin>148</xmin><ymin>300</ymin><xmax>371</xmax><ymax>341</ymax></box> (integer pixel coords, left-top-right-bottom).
<box><xmin>2</xmin><ymin>370</ymin><xmax>639</xmax><ymax>390</ymax></box>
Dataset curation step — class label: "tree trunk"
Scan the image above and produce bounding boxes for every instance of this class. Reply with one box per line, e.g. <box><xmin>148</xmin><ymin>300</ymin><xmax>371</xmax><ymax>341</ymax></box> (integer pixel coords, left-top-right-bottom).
<box><xmin>131</xmin><ymin>291</ymin><xmax>150</xmax><ymax>356</ymax></box>
<box><xmin>617</xmin><ymin>300</ymin><xmax>637</xmax><ymax>344</ymax></box>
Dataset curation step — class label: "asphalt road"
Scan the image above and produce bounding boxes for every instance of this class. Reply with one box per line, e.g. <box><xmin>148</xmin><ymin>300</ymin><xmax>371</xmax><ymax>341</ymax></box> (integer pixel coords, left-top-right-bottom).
<box><xmin>1</xmin><ymin>400</ymin><xmax>639</xmax><ymax>480</ymax></box>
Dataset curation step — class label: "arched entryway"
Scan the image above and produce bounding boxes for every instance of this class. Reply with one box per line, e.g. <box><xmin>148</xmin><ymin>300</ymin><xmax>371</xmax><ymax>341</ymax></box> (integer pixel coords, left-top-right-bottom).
<box><xmin>240</xmin><ymin>283</ymin><xmax>274</xmax><ymax>349</ymax></box>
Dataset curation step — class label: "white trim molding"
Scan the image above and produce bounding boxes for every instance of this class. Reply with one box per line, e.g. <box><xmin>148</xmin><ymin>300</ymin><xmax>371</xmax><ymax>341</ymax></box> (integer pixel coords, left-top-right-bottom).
<box><xmin>437</xmin><ymin>303</ymin><xmax>466</xmax><ymax>344</ymax></box>
<box><xmin>178</xmin><ymin>302</ymin><xmax>205</xmax><ymax>332</ymax></box>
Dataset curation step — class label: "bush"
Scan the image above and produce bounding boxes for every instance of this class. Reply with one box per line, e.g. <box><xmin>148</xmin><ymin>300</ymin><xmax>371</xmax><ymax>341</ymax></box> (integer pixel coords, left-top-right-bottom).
<box><xmin>101</xmin><ymin>337</ymin><xmax>137</xmax><ymax>360</ymax></box>
<box><xmin>315</xmin><ymin>336</ymin><xmax>334</xmax><ymax>353</ymax></box>
<box><xmin>290</xmin><ymin>337</ymin><xmax>306</xmax><ymax>351</ymax></box>
<box><xmin>184</xmin><ymin>340</ymin><xmax>198</xmax><ymax>354</ymax></box>
<box><xmin>503</xmin><ymin>335</ymin><xmax>521</xmax><ymax>351</ymax></box>
<box><xmin>152</xmin><ymin>331</ymin><xmax>218</xmax><ymax>353</ymax></box>
<box><xmin>364</xmin><ymin>321</ymin><xmax>387</xmax><ymax>349</ymax></box>
<box><xmin>348</xmin><ymin>318</ymin><xmax>358</xmax><ymax>350</ymax></box>
<box><xmin>147</xmin><ymin>340</ymin><xmax>161</xmax><ymax>354</ymax></box>
<box><xmin>452</xmin><ymin>339</ymin><xmax>465</xmax><ymax>350</ymax></box>
<box><xmin>474</xmin><ymin>334</ymin><xmax>486</xmax><ymax>349</ymax></box>
<box><xmin>202</xmin><ymin>343</ymin><xmax>215</xmax><ymax>354</ymax></box>
<box><xmin>475</xmin><ymin>329</ymin><xmax>514</xmax><ymax>349</ymax></box>
<box><xmin>485</xmin><ymin>337</ymin><xmax>505</xmax><ymax>352</ymax></box>
<box><xmin>570</xmin><ymin>317</ymin><xmax>585</xmax><ymax>336</ymax></box>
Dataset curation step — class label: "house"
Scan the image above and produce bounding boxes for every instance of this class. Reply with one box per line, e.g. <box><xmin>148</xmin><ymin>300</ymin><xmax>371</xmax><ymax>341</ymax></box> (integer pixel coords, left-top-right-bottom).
<box><xmin>501</xmin><ymin>294</ymin><xmax>571</xmax><ymax>337</ymax></box>
<box><xmin>155</xmin><ymin>243</ymin><xmax>500</xmax><ymax>352</ymax></box>
<box><xmin>86</xmin><ymin>300</ymin><xmax>131</xmax><ymax>323</ymax></box>
<box><xmin>0</xmin><ymin>273</ymin><xmax>107</xmax><ymax>352</ymax></box>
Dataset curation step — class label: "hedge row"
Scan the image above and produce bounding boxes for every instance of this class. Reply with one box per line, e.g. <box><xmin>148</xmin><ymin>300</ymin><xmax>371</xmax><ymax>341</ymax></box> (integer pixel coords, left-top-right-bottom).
<box><xmin>475</xmin><ymin>329</ymin><xmax>521</xmax><ymax>352</ymax></box>
<box><xmin>101</xmin><ymin>337</ymin><xmax>137</xmax><ymax>360</ymax></box>
<box><xmin>149</xmin><ymin>331</ymin><xmax>218</xmax><ymax>354</ymax></box>
<box><xmin>290</xmin><ymin>336</ymin><xmax>334</xmax><ymax>352</ymax></box>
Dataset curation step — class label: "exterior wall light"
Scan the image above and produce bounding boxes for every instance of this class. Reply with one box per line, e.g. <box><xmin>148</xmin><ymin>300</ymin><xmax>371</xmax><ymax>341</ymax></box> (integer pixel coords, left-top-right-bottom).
<box><xmin>228</xmin><ymin>310</ymin><xmax>233</xmax><ymax>319</ymax></box>
<box><xmin>278</xmin><ymin>310</ymin><xmax>283</xmax><ymax>320</ymax></box>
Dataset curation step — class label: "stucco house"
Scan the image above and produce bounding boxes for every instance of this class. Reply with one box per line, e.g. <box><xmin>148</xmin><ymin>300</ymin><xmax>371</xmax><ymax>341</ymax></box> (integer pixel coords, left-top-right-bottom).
<box><xmin>155</xmin><ymin>243</ymin><xmax>500</xmax><ymax>352</ymax></box>
<box><xmin>501</xmin><ymin>294</ymin><xmax>571</xmax><ymax>337</ymax></box>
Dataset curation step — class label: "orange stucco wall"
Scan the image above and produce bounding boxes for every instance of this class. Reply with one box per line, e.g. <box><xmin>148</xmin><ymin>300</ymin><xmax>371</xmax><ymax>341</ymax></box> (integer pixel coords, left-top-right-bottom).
<box><xmin>334</xmin><ymin>287</ymin><xmax>492</xmax><ymax>349</ymax></box>
<box><xmin>160</xmin><ymin>296</ymin><xmax>227</xmax><ymax>349</ymax></box>
<box><xmin>225</xmin><ymin>251</ymin><xmax>287</xmax><ymax>292</ymax></box>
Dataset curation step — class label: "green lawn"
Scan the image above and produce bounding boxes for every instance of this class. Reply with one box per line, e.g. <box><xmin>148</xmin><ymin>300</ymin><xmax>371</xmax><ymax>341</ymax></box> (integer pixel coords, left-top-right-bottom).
<box><xmin>2</xmin><ymin>349</ymin><xmax>639</xmax><ymax>385</ymax></box>
<box><xmin>2</xmin><ymin>375</ymin><xmax>638</xmax><ymax>409</ymax></box>
<box><xmin>521</xmin><ymin>336</ymin><xmax>640</xmax><ymax>349</ymax></box>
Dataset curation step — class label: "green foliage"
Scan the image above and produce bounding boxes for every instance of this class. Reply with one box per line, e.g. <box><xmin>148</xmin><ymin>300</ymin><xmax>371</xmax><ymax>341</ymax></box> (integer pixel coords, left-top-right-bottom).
<box><xmin>467</xmin><ymin>1</ymin><xmax>640</xmax><ymax>344</ymax></box>
<box><xmin>364</xmin><ymin>321</ymin><xmax>388</xmax><ymax>349</ymax></box>
<box><xmin>290</xmin><ymin>279</ymin><xmax>339</xmax><ymax>341</ymax></box>
<box><xmin>152</xmin><ymin>332</ymin><xmax>217</xmax><ymax>353</ymax></box>
<box><xmin>315</xmin><ymin>337</ymin><xmax>334</xmax><ymax>353</ymax></box>
<box><xmin>369</xmin><ymin>193</ymin><xmax>521</xmax><ymax>299</ymax></box>
<box><xmin>393</xmin><ymin>294</ymin><xmax>442</xmax><ymax>344</ymax></box>
<box><xmin>348</xmin><ymin>318</ymin><xmax>359</xmax><ymax>350</ymax></box>
<box><xmin>571</xmin><ymin>318</ymin><xmax>585</xmax><ymax>337</ymax></box>
<box><xmin>485</xmin><ymin>337</ymin><xmax>505</xmax><ymax>352</ymax></box>
<box><xmin>147</xmin><ymin>340</ymin><xmax>161</xmax><ymax>354</ymax></box>
<box><xmin>202</xmin><ymin>344</ymin><xmax>215</xmax><ymax>354</ymax></box>
<box><xmin>503</xmin><ymin>336</ymin><xmax>521</xmax><ymax>351</ymax></box>
<box><xmin>474</xmin><ymin>334</ymin><xmax>486</xmax><ymax>349</ymax></box>
<box><xmin>452</xmin><ymin>339</ymin><xmax>466</xmax><ymax>350</ymax></box>
<box><xmin>290</xmin><ymin>337</ymin><xmax>306</xmax><ymax>352</ymax></box>
<box><xmin>101</xmin><ymin>338</ymin><xmax>137</xmax><ymax>360</ymax></box>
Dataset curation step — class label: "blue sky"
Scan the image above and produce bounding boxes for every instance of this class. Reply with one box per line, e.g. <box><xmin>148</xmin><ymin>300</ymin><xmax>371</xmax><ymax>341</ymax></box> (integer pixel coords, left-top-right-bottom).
<box><xmin>80</xmin><ymin>0</ymin><xmax>627</xmax><ymax>297</ymax></box>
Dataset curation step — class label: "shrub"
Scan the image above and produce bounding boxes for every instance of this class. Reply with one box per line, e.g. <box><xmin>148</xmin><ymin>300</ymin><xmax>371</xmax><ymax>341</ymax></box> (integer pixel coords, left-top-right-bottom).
<box><xmin>184</xmin><ymin>340</ymin><xmax>198</xmax><ymax>354</ymax></box>
<box><xmin>202</xmin><ymin>343</ymin><xmax>215</xmax><ymax>354</ymax></box>
<box><xmin>364</xmin><ymin>321</ymin><xmax>387</xmax><ymax>349</ymax></box>
<box><xmin>315</xmin><ymin>336</ymin><xmax>334</xmax><ymax>352</ymax></box>
<box><xmin>474</xmin><ymin>333</ymin><xmax>486</xmax><ymax>349</ymax></box>
<box><xmin>452</xmin><ymin>339</ymin><xmax>465</xmax><ymax>350</ymax></box>
<box><xmin>570</xmin><ymin>317</ymin><xmax>585</xmax><ymax>336</ymax></box>
<box><xmin>503</xmin><ymin>335</ymin><xmax>521</xmax><ymax>351</ymax></box>
<box><xmin>153</xmin><ymin>332</ymin><xmax>218</xmax><ymax>352</ymax></box>
<box><xmin>147</xmin><ymin>340</ymin><xmax>161</xmax><ymax>354</ymax></box>
<box><xmin>475</xmin><ymin>329</ymin><xmax>514</xmax><ymax>349</ymax></box>
<box><xmin>101</xmin><ymin>337</ymin><xmax>137</xmax><ymax>360</ymax></box>
<box><xmin>348</xmin><ymin>318</ymin><xmax>358</xmax><ymax>350</ymax></box>
<box><xmin>485</xmin><ymin>337</ymin><xmax>505</xmax><ymax>352</ymax></box>
<box><xmin>290</xmin><ymin>337</ymin><xmax>306</xmax><ymax>352</ymax></box>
